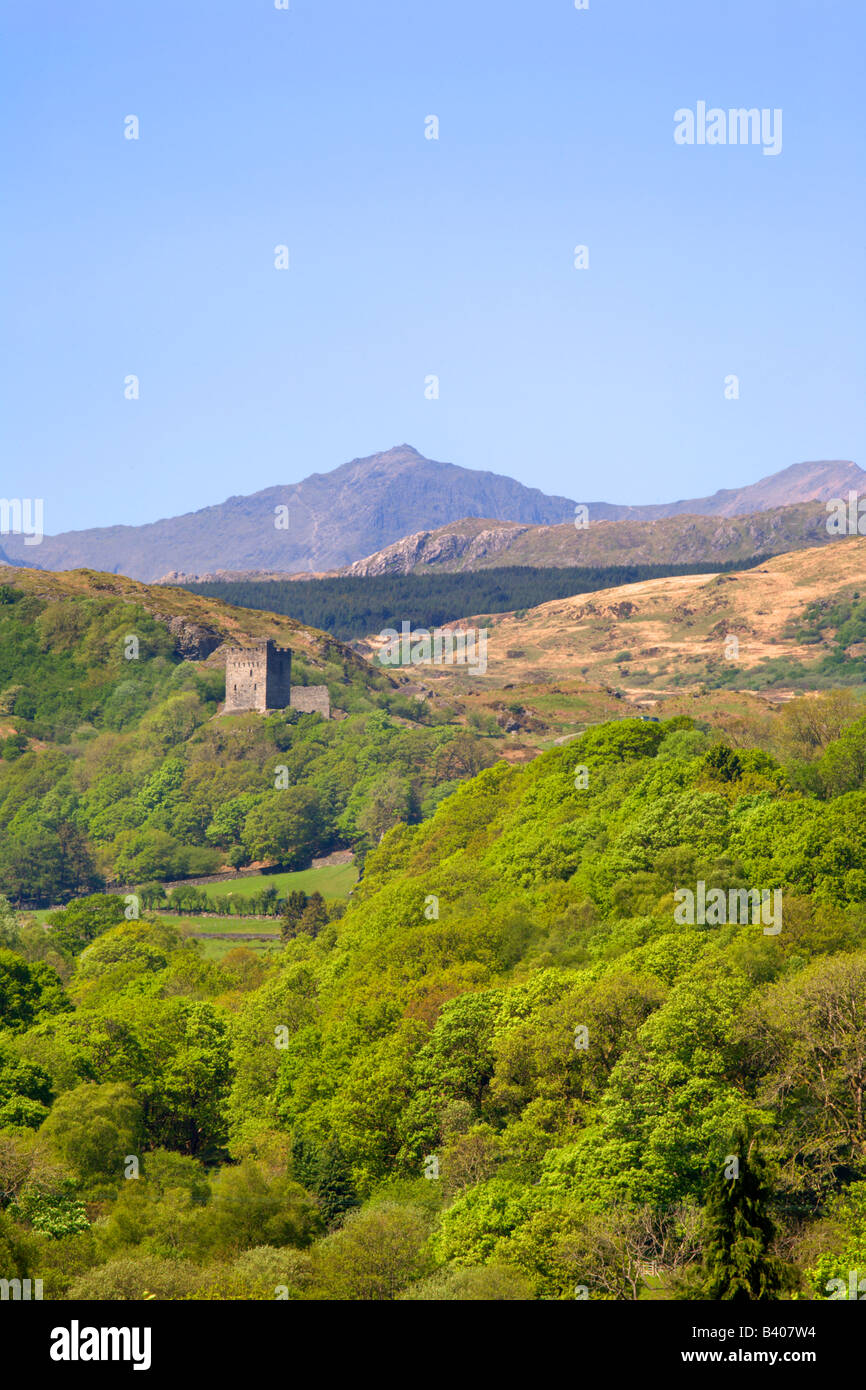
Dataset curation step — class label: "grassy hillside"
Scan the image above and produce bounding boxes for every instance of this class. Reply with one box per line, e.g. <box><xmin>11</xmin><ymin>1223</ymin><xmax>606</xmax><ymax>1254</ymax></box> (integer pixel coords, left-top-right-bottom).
<box><xmin>357</xmin><ymin>538</ymin><xmax>866</xmax><ymax>700</ymax></box>
<box><xmin>0</xmin><ymin>565</ymin><xmax>370</xmax><ymax>673</ymax></box>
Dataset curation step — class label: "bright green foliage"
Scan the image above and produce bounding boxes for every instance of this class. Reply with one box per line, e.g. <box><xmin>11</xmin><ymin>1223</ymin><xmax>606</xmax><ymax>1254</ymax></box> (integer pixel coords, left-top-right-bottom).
<box><xmin>0</xmin><ymin>1042</ymin><xmax>54</xmax><ymax>1128</ymax></box>
<box><xmin>39</xmin><ymin>1082</ymin><xmax>143</xmax><ymax>1186</ymax></box>
<box><xmin>805</xmin><ymin>1182</ymin><xmax>866</xmax><ymax>1299</ymax></box>
<box><xmin>2</xmin><ymin>705</ymin><xmax>866</xmax><ymax>1297</ymax></box>
<box><xmin>0</xmin><ymin>951</ymin><xmax>70</xmax><ymax>1032</ymax></box>
<box><xmin>45</xmin><ymin>895</ymin><xmax>128</xmax><ymax>956</ymax></box>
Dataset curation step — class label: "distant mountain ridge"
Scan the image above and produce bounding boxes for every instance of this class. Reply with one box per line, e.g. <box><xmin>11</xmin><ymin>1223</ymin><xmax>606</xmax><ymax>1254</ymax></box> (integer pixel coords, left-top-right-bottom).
<box><xmin>339</xmin><ymin>500</ymin><xmax>840</xmax><ymax>575</ymax></box>
<box><xmin>162</xmin><ymin>500</ymin><xmax>851</xmax><ymax>584</ymax></box>
<box><xmin>581</xmin><ymin>459</ymin><xmax>866</xmax><ymax>521</ymax></box>
<box><xmin>0</xmin><ymin>445</ymin><xmax>575</xmax><ymax>583</ymax></box>
<box><xmin>1</xmin><ymin>447</ymin><xmax>861</xmax><ymax>583</ymax></box>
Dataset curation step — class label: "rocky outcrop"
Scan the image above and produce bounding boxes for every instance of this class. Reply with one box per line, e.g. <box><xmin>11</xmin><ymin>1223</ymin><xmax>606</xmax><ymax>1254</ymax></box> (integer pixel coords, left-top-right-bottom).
<box><xmin>344</xmin><ymin>523</ymin><xmax>533</xmax><ymax>576</ymax></box>
<box><xmin>328</xmin><ymin>498</ymin><xmax>847</xmax><ymax>578</ymax></box>
<box><xmin>153</xmin><ymin>614</ymin><xmax>224</xmax><ymax>660</ymax></box>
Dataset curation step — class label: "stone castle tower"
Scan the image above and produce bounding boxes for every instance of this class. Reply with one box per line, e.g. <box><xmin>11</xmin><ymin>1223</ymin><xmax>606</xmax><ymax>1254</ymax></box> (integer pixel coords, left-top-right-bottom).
<box><xmin>224</xmin><ymin>639</ymin><xmax>291</xmax><ymax>713</ymax></box>
<box><xmin>223</xmin><ymin>639</ymin><xmax>330</xmax><ymax>719</ymax></box>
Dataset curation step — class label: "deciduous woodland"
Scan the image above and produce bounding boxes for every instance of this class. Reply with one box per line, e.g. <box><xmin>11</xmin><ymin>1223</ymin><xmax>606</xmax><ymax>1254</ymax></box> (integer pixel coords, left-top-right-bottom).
<box><xmin>2</xmin><ymin>574</ymin><xmax>866</xmax><ymax>1299</ymax></box>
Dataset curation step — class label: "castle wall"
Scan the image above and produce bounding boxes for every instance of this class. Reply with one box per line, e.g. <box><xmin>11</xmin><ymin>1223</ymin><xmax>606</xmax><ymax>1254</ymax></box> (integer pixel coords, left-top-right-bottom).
<box><xmin>289</xmin><ymin>685</ymin><xmax>330</xmax><ymax>719</ymax></box>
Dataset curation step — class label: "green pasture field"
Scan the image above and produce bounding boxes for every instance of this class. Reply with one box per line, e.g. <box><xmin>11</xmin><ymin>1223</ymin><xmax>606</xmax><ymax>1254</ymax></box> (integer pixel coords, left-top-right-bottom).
<box><xmin>186</xmin><ymin>862</ymin><xmax>357</xmax><ymax>903</ymax></box>
<box><xmin>32</xmin><ymin>861</ymin><xmax>357</xmax><ymax>920</ymax></box>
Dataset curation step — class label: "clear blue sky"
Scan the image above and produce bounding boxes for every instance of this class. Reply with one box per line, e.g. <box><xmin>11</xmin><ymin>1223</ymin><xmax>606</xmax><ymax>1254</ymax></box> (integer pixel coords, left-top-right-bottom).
<box><xmin>2</xmin><ymin>0</ymin><xmax>864</xmax><ymax>532</ymax></box>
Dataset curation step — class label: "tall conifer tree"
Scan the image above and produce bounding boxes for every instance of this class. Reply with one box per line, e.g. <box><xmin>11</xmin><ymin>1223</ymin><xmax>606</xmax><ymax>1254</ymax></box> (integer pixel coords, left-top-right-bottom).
<box><xmin>701</xmin><ymin>1129</ymin><xmax>786</xmax><ymax>1300</ymax></box>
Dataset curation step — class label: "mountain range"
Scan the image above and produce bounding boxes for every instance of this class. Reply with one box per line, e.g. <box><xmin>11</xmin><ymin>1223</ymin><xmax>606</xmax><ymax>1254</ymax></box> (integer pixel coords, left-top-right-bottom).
<box><xmin>1</xmin><ymin>446</ymin><xmax>862</xmax><ymax>583</ymax></box>
<box><xmin>575</xmin><ymin>458</ymin><xmax>866</xmax><ymax>521</ymax></box>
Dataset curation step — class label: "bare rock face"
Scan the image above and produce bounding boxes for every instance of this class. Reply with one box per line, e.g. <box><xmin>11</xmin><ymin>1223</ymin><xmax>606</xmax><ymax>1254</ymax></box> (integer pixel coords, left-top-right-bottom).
<box><xmin>158</xmin><ymin>615</ymin><xmax>223</xmax><ymax>660</ymax></box>
<box><xmin>344</xmin><ymin>522</ymin><xmax>533</xmax><ymax>576</ymax></box>
<box><xmin>600</xmin><ymin>600</ymin><xmax>637</xmax><ymax>619</ymax></box>
<box><xmin>706</xmin><ymin>618</ymin><xmax>755</xmax><ymax>640</ymax></box>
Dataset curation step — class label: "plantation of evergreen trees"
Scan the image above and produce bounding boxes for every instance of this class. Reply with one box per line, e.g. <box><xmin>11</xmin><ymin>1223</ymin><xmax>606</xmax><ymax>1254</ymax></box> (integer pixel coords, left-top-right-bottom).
<box><xmin>182</xmin><ymin>560</ymin><xmax>765</xmax><ymax>643</ymax></box>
